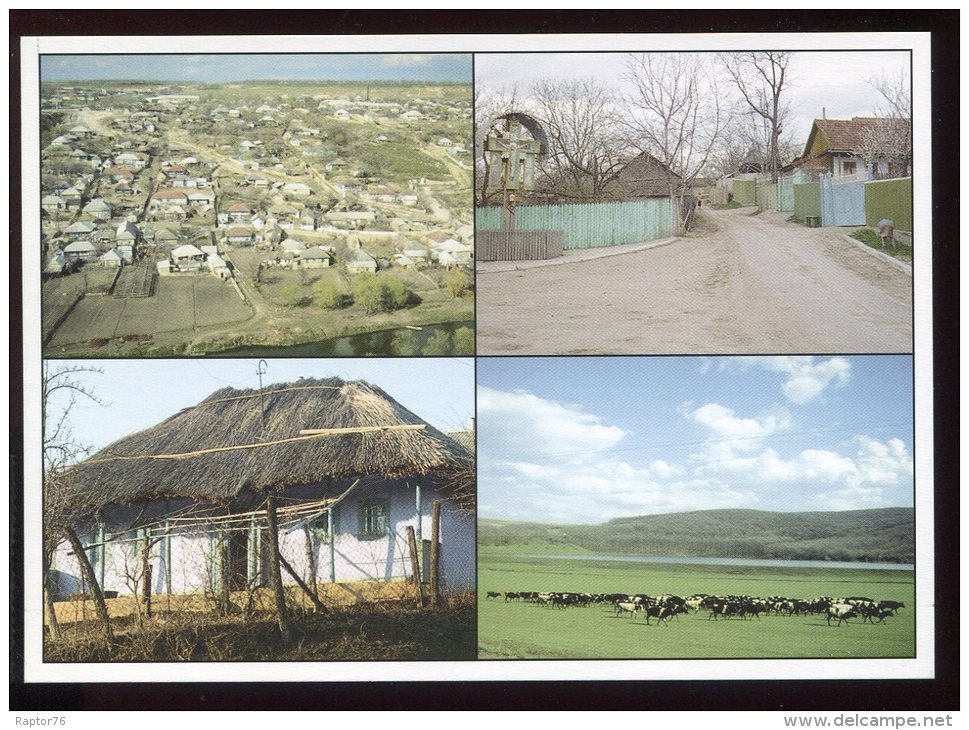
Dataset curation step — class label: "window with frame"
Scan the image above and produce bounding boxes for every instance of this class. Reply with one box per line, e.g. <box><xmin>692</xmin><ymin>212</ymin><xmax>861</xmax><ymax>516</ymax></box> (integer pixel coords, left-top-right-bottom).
<box><xmin>357</xmin><ymin>499</ymin><xmax>389</xmax><ymax>539</ymax></box>
<box><xmin>842</xmin><ymin>161</ymin><xmax>857</xmax><ymax>175</ymax></box>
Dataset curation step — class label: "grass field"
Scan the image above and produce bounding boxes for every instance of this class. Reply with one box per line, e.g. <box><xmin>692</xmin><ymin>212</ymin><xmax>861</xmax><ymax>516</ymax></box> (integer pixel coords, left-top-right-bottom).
<box><xmin>478</xmin><ymin>550</ymin><xmax>915</xmax><ymax>660</ymax></box>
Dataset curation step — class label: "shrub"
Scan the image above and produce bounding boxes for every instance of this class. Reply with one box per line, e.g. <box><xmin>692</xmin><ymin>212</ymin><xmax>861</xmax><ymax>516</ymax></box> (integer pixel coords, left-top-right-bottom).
<box><xmin>444</xmin><ymin>269</ymin><xmax>470</xmax><ymax>299</ymax></box>
<box><xmin>422</xmin><ymin>331</ymin><xmax>452</xmax><ymax>356</ymax></box>
<box><xmin>277</xmin><ymin>282</ymin><xmax>307</xmax><ymax>307</ymax></box>
<box><xmin>312</xmin><ymin>280</ymin><xmax>351</xmax><ymax>309</ymax></box>
<box><xmin>452</xmin><ymin>326</ymin><xmax>474</xmax><ymax>355</ymax></box>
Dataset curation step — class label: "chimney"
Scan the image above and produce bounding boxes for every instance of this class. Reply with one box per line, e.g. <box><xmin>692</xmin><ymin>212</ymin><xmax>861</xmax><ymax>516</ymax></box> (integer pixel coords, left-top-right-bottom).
<box><xmin>822</xmin><ymin>107</ymin><xmax>826</xmax><ymax>120</ymax></box>
<box><xmin>469</xmin><ymin>417</ymin><xmax>476</xmax><ymax>431</ymax></box>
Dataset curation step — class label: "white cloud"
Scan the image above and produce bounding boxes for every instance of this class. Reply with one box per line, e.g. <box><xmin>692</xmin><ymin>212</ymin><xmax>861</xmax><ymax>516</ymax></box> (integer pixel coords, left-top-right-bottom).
<box><xmin>691</xmin><ymin>402</ymin><xmax>791</xmax><ymax>449</ymax></box>
<box><xmin>478</xmin><ymin>387</ymin><xmax>911</xmax><ymax>523</ymax></box>
<box><xmin>731</xmin><ymin>356</ymin><xmax>852</xmax><ymax>404</ymax></box>
<box><xmin>380</xmin><ymin>54</ymin><xmax>436</xmax><ymax>68</ymax></box>
<box><xmin>477</xmin><ymin>386</ymin><xmax>628</xmax><ymax>464</ymax></box>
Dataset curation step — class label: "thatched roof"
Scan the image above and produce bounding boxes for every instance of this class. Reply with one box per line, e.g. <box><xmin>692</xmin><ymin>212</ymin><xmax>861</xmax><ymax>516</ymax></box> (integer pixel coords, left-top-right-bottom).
<box><xmin>59</xmin><ymin>377</ymin><xmax>472</xmax><ymax>516</ymax></box>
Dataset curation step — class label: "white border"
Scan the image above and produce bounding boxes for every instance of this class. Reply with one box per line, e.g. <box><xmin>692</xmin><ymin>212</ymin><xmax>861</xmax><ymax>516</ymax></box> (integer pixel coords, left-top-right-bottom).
<box><xmin>20</xmin><ymin>31</ymin><xmax>934</xmax><ymax>684</ymax></box>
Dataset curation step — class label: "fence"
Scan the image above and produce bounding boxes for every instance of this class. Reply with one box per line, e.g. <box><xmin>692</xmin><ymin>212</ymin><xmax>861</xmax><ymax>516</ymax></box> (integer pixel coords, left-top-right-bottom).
<box><xmin>476</xmin><ymin>198</ymin><xmax>675</xmax><ymax>251</ymax></box>
<box><xmin>48</xmin><ymin>494</ymin><xmax>476</xmax><ymax>628</ymax></box>
<box><xmin>820</xmin><ymin>172</ymin><xmax>868</xmax><ymax>227</ymax></box>
<box><xmin>477</xmin><ymin>230</ymin><xmax>564</xmax><ymax>262</ymax></box>
<box><xmin>731</xmin><ymin>179</ymin><xmax>758</xmax><ymax>206</ymax></box>
<box><xmin>776</xmin><ymin>169</ymin><xmax>805</xmax><ymax>212</ymax></box>
<box><xmin>864</xmin><ymin>176</ymin><xmax>912</xmax><ymax>233</ymax></box>
<box><xmin>755</xmin><ymin>182</ymin><xmax>778</xmax><ymax>212</ymax></box>
<box><xmin>793</xmin><ymin>182</ymin><xmax>821</xmax><ymax>223</ymax></box>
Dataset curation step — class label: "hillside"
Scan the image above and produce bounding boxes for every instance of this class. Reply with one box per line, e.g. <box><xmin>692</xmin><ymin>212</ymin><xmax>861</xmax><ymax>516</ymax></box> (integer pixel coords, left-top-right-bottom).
<box><xmin>478</xmin><ymin>507</ymin><xmax>914</xmax><ymax>564</ymax></box>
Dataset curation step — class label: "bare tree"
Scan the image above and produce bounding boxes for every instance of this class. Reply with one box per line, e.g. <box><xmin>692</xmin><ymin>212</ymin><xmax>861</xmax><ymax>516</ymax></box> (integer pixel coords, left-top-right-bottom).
<box><xmin>530</xmin><ymin>78</ymin><xmax>627</xmax><ymax>202</ymax></box>
<box><xmin>721</xmin><ymin>52</ymin><xmax>793</xmax><ymax>183</ymax></box>
<box><xmin>622</xmin><ymin>53</ymin><xmax>726</xmax><ymax>231</ymax></box>
<box><xmin>42</xmin><ymin>363</ymin><xmax>108</xmax><ymax>643</ymax></box>
<box><xmin>858</xmin><ymin>70</ymin><xmax>912</xmax><ymax>178</ymax></box>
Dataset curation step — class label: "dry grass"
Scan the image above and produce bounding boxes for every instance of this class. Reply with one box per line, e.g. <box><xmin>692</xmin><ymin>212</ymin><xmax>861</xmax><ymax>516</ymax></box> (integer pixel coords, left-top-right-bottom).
<box><xmin>45</xmin><ymin>591</ymin><xmax>476</xmax><ymax>662</ymax></box>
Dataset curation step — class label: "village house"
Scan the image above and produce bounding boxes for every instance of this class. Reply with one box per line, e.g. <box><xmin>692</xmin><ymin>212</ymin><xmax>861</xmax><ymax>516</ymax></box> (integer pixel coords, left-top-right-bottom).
<box><xmin>223</xmin><ymin>227</ymin><xmax>256</xmax><ymax>247</ymax></box>
<box><xmin>326</xmin><ymin>210</ymin><xmax>377</xmax><ymax>230</ymax></box>
<box><xmin>42</xmin><ymin>194</ymin><xmax>68</xmax><ymax>215</ymax></box>
<box><xmin>81</xmin><ymin>198</ymin><xmax>112</xmax><ymax>220</ymax></box>
<box><xmin>298</xmin><ymin>246</ymin><xmax>333</xmax><ymax>269</ymax></box>
<box><xmin>226</xmin><ymin>203</ymin><xmax>253</xmax><ymax>223</ymax></box>
<box><xmin>345</xmin><ymin>246</ymin><xmax>378</xmax><ymax>274</ymax></box>
<box><xmin>98</xmin><ymin>248</ymin><xmax>124</xmax><ymax>268</ymax></box>
<box><xmin>795</xmin><ymin>116</ymin><xmax>910</xmax><ymax>180</ymax></box>
<box><xmin>170</xmin><ymin>243</ymin><xmax>206</xmax><ymax>272</ymax></box>
<box><xmin>49</xmin><ymin>378</ymin><xmax>475</xmax><ymax>601</ymax></box>
<box><xmin>63</xmin><ymin>239</ymin><xmax>98</xmax><ymax>263</ymax></box>
<box><xmin>64</xmin><ymin>221</ymin><xmax>97</xmax><ymax>241</ymax></box>
<box><xmin>149</xmin><ymin>189</ymin><xmax>189</xmax><ymax>212</ymax></box>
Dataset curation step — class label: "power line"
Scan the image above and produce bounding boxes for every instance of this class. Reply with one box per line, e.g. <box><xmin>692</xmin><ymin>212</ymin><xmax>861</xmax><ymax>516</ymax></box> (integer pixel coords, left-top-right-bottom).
<box><xmin>485</xmin><ymin>420</ymin><xmax>913</xmax><ymax>461</ymax></box>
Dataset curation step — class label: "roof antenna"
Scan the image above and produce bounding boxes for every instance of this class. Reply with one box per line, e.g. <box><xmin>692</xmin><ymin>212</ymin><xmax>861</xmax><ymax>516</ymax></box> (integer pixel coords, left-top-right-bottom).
<box><xmin>256</xmin><ymin>359</ymin><xmax>269</xmax><ymax>436</ymax></box>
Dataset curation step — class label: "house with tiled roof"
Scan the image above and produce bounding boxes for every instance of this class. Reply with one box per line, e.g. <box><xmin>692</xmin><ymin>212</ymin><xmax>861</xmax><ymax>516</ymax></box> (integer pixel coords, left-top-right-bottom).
<box><xmin>797</xmin><ymin>116</ymin><xmax>910</xmax><ymax>180</ymax></box>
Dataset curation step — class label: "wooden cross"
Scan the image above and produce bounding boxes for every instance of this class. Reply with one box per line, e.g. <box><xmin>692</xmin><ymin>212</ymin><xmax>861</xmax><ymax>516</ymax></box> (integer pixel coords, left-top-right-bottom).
<box><xmin>485</xmin><ymin>121</ymin><xmax>542</xmax><ymax>191</ymax></box>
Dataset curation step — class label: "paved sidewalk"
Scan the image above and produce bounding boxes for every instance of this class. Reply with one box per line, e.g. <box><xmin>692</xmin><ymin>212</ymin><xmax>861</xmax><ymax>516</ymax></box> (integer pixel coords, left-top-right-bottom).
<box><xmin>477</xmin><ymin>237</ymin><xmax>680</xmax><ymax>274</ymax></box>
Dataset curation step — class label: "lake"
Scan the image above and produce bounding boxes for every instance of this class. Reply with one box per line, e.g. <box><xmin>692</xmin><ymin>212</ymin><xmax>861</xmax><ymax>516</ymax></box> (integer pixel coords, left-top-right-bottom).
<box><xmin>212</xmin><ymin>320</ymin><xmax>473</xmax><ymax>357</ymax></box>
<box><xmin>523</xmin><ymin>553</ymin><xmax>914</xmax><ymax>572</ymax></box>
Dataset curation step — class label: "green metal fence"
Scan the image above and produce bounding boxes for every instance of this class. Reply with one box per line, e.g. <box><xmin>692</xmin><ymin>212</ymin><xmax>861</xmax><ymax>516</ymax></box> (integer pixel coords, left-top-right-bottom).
<box><xmin>732</xmin><ymin>179</ymin><xmax>758</xmax><ymax>206</ymax></box>
<box><xmin>793</xmin><ymin>182</ymin><xmax>821</xmax><ymax>222</ymax></box>
<box><xmin>864</xmin><ymin>177</ymin><xmax>912</xmax><ymax>233</ymax></box>
<box><xmin>476</xmin><ymin>198</ymin><xmax>675</xmax><ymax>250</ymax></box>
<box><xmin>756</xmin><ymin>182</ymin><xmax>778</xmax><ymax>211</ymax></box>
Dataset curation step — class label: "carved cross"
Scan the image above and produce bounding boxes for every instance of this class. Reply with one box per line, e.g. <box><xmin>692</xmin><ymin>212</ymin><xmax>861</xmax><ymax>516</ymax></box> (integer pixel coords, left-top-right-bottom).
<box><xmin>486</xmin><ymin>121</ymin><xmax>542</xmax><ymax>191</ymax></box>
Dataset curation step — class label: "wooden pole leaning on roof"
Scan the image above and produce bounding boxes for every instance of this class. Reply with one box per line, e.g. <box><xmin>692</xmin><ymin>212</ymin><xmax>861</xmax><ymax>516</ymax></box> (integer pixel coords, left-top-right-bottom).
<box><xmin>406</xmin><ymin>526</ymin><xmax>424</xmax><ymax>609</ymax></box>
<box><xmin>264</xmin><ymin>494</ymin><xmax>294</xmax><ymax>644</ymax></box>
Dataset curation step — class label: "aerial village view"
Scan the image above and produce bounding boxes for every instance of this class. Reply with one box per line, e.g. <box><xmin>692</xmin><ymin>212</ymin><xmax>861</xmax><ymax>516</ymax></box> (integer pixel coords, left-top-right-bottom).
<box><xmin>39</xmin><ymin>54</ymin><xmax>474</xmax><ymax>357</ymax></box>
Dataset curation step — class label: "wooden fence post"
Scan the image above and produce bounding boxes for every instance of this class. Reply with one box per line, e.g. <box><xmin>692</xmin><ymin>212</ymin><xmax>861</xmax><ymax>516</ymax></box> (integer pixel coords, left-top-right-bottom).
<box><xmin>430</xmin><ymin>500</ymin><xmax>441</xmax><ymax>608</ymax></box>
<box><xmin>406</xmin><ymin>526</ymin><xmax>424</xmax><ymax>609</ymax></box>
<box><xmin>265</xmin><ymin>494</ymin><xmax>293</xmax><ymax>644</ymax></box>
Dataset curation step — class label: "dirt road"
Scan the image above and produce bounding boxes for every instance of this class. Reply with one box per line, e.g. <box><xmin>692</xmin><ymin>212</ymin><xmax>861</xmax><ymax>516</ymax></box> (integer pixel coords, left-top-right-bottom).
<box><xmin>476</xmin><ymin>207</ymin><xmax>913</xmax><ymax>354</ymax></box>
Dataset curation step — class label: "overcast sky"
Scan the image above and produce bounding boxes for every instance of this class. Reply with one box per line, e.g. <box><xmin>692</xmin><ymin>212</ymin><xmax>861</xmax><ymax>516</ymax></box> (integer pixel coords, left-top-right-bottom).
<box><xmin>476</xmin><ymin>50</ymin><xmax>910</xmax><ymax>151</ymax></box>
<box><xmin>41</xmin><ymin>53</ymin><xmax>472</xmax><ymax>83</ymax></box>
<box><xmin>477</xmin><ymin>356</ymin><xmax>913</xmax><ymax>524</ymax></box>
<box><xmin>45</xmin><ymin>358</ymin><xmax>474</xmax><ymax>455</ymax></box>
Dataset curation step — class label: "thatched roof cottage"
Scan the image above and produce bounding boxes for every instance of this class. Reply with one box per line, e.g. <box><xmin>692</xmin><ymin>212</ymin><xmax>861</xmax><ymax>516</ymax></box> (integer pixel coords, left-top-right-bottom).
<box><xmin>50</xmin><ymin>378</ymin><xmax>474</xmax><ymax>603</ymax></box>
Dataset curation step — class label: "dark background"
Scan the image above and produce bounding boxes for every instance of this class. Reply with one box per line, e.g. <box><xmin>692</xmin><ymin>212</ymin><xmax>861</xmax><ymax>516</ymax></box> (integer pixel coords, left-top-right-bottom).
<box><xmin>9</xmin><ymin>9</ymin><xmax>959</xmax><ymax>712</ymax></box>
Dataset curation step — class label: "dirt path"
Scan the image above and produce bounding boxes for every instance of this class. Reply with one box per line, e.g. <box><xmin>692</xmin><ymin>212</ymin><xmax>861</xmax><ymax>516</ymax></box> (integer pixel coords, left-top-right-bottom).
<box><xmin>476</xmin><ymin>207</ymin><xmax>913</xmax><ymax>355</ymax></box>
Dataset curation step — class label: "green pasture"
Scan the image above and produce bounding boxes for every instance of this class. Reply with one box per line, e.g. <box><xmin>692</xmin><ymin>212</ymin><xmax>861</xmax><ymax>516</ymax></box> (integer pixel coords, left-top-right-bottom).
<box><xmin>477</xmin><ymin>551</ymin><xmax>915</xmax><ymax>660</ymax></box>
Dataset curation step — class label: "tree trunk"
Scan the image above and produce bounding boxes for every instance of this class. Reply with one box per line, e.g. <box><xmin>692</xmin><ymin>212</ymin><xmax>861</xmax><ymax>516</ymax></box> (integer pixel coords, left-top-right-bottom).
<box><xmin>264</xmin><ymin>495</ymin><xmax>293</xmax><ymax>644</ymax></box>
<box><xmin>63</xmin><ymin>526</ymin><xmax>113</xmax><ymax>645</ymax></box>
<box><xmin>43</xmin><ymin>549</ymin><xmax>62</xmax><ymax>640</ymax></box>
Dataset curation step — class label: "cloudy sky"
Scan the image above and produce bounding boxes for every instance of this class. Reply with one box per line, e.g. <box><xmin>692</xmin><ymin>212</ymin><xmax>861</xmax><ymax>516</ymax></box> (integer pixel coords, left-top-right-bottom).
<box><xmin>476</xmin><ymin>50</ymin><xmax>910</xmax><ymax>151</ymax></box>
<box><xmin>477</xmin><ymin>356</ymin><xmax>913</xmax><ymax>524</ymax></box>
<box><xmin>41</xmin><ymin>53</ymin><xmax>472</xmax><ymax>83</ymax></box>
<box><xmin>45</xmin><ymin>358</ymin><xmax>474</xmax><ymax>455</ymax></box>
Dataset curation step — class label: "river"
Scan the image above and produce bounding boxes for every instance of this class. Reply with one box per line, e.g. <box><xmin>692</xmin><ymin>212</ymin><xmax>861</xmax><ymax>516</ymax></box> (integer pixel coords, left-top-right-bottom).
<box><xmin>210</xmin><ymin>320</ymin><xmax>473</xmax><ymax>357</ymax></box>
<box><xmin>522</xmin><ymin>553</ymin><xmax>914</xmax><ymax>572</ymax></box>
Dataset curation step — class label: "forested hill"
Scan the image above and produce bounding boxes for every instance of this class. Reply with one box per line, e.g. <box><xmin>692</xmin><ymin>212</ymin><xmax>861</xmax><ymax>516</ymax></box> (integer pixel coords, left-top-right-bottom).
<box><xmin>478</xmin><ymin>508</ymin><xmax>914</xmax><ymax>564</ymax></box>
